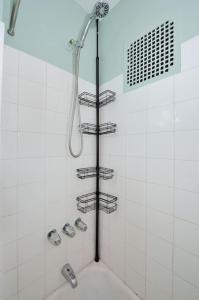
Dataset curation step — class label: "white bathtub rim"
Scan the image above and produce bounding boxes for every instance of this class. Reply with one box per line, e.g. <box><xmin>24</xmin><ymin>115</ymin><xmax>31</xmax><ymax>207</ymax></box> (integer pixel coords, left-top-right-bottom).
<box><xmin>46</xmin><ymin>261</ymin><xmax>140</xmax><ymax>300</ymax></box>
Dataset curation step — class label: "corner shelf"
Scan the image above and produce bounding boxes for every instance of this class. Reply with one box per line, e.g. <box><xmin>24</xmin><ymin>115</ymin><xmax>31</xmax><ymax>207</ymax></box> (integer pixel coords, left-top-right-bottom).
<box><xmin>76</xmin><ymin>192</ymin><xmax>96</xmax><ymax>214</ymax></box>
<box><xmin>99</xmin><ymin>122</ymin><xmax>117</xmax><ymax>135</ymax></box>
<box><xmin>99</xmin><ymin>90</ymin><xmax>116</xmax><ymax>107</ymax></box>
<box><xmin>99</xmin><ymin>192</ymin><xmax>118</xmax><ymax>214</ymax></box>
<box><xmin>99</xmin><ymin>167</ymin><xmax>114</xmax><ymax>180</ymax></box>
<box><xmin>77</xmin><ymin>167</ymin><xmax>114</xmax><ymax>180</ymax></box>
<box><xmin>76</xmin><ymin>192</ymin><xmax>117</xmax><ymax>214</ymax></box>
<box><xmin>79</xmin><ymin>90</ymin><xmax>116</xmax><ymax>108</ymax></box>
<box><xmin>77</xmin><ymin>167</ymin><xmax>96</xmax><ymax>179</ymax></box>
<box><xmin>81</xmin><ymin>122</ymin><xmax>117</xmax><ymax>135</ymax></box>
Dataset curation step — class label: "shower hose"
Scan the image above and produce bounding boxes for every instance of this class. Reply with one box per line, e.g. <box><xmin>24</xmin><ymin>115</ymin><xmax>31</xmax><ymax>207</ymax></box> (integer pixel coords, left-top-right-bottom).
<box><xmin>68</xmin><ymin>47</ymin><xmax>83</xmax><ymax>158</ymax></box>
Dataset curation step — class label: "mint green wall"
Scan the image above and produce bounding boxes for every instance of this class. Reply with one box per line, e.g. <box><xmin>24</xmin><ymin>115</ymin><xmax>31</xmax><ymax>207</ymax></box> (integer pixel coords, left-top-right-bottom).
<box><xmin>100</xmin><ymin>0</ymin><xmax>199</xmax><ymax>84</ymax></box>
<box><xmin>0</xmin><ymin>0</ymin><xmax>3</xmax><ymax>21</ymax></box>
<box><xmin>2</xmin><ymin>0</ymin><xmax>199</xmax><ymax>85</ymax></box>
<box><xmin>2</xmin><ymin>0</ymin><xmax>96</xmax><ymax>83</ymax></box>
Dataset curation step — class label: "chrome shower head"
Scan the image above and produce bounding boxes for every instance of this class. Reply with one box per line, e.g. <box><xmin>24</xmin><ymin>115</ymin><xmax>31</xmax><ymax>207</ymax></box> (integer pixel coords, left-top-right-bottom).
<box><xmin>76</xmin><ymin>2</ymin><xmax>109</xmax><ymax>48</ymax></box>
<box><xmin>95</xmin><ymin>2</ymin><xmax>109</xmax><ymax>18</ymax></box>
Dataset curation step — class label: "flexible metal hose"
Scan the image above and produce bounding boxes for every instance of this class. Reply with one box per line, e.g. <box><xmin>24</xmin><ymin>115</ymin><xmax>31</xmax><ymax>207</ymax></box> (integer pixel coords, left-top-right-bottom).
<box><xmin>68</xmin><ymin>47</ymin><xmax>83</xmax><ymax>157</ymax></box>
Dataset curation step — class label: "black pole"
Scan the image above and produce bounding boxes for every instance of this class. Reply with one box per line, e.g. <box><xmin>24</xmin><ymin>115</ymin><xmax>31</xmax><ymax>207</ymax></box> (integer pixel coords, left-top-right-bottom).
<box><xmin>95</xmin><ymin>19</ymin><xmax>100</xmax><ymax>262</ymax></box>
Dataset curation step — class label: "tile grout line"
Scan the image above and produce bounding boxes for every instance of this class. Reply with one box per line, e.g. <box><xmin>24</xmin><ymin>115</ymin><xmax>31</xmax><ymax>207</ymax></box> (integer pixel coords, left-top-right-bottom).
<box><xmin>16</xmin><ymin>47</ymin><xmax>20</xmax><ymax>300</ymax></box>
<box><xmin>144</xmin><ymin>108</ymin><xmax>147</xmax><ymax>300</ymax></box>
<box><xmin>171</xmin><ymin>74</ymin><xmax>176</xmax><ymax>300</ymax></box>
<box><xmin>42</xmin><ymin>61</ymin><xmax>46</xmax><ymax>299</ymax></box>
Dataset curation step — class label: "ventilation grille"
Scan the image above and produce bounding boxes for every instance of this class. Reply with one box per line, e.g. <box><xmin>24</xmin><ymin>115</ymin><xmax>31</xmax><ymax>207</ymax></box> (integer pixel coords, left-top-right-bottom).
<box><xmin>126</xmin><ymin>20</ymin><xmax>174</xmax><ymax>88</ymax></box>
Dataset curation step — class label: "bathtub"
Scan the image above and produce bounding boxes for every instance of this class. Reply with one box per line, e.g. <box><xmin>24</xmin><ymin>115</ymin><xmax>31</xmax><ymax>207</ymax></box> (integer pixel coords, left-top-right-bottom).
<box><xmin>47</xmin><ymin>262</ymin><xmax>140</xmax><ymax>300</ymax></box>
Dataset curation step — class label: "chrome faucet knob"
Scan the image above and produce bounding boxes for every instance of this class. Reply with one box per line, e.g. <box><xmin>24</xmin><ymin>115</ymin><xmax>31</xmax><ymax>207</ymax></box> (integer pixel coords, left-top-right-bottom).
<box><xmin>75</xmin><ymin>218</ymin><xmax>87</xmax><ymax>232</ymax></box>
<box><xmin>63</xmin><ymin>223</ymin><xmax>76</xmax><ymax>238</ymax></box>
<box><xmin>47</xmin><ymin>229</ymin><xmax>61</xmax><ymax>246</ymax></box>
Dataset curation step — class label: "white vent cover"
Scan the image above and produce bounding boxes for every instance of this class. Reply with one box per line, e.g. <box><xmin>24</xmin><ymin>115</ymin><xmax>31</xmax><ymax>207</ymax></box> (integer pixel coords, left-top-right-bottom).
<box><xmin>126</xmin><ymin>20</ymin><xmax>174</xmax><ymax>87</ymax></box>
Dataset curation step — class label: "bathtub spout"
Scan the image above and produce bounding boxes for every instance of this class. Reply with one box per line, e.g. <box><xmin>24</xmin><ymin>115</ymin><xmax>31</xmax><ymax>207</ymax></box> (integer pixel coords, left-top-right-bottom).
<box><xmin>61</xmin><ymin>263</ymin><xmax>78</xmax><ymax>288</ymax></box>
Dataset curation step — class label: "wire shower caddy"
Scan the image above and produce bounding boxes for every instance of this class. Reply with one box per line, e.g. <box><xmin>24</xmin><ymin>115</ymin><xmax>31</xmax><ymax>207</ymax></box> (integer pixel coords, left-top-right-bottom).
<box><xmin>77</xmin><ymin>167</ymin><xmax>114</xmax><ymax>180</ymax></box>
<box><xmin>81</xmin><ymin>122</ymin><xmax>117</xmax><ymax>135</ymax></box>
<box><xmin>79</xmin><ymin>90</ymin><xmax>116</xmax><ymax>108</ymax></box>
<box><xmin>76</xmin><ymin>88</ymin><xmax>118</xmax><ymax>215</ymax></box>
<box><xmin>76</xmin><ymin>192</ymin><xmax>117</xmax><ymax>214</ymax></box>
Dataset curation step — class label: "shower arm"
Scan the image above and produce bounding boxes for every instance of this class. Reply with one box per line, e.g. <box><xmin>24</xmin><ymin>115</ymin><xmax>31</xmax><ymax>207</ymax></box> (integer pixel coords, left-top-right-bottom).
<box><xmin>7</xmin><ymin>0</ymin><xmax>21</xmax><ymax>36</ymax></box>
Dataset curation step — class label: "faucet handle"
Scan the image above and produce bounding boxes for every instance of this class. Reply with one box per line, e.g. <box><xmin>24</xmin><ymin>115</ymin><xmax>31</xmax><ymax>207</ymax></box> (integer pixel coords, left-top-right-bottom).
<box><xmin>75</xmin><ymin>218</ymin><xmax>87</xmax><ymax>232</ymax></box>
<box><xmin>47</xmin><ymin>229</ymin><xmax>61</xmax><ymax>246</ymax></box>
<box><xmin>63</xmin><ymin>223</ymin><xmax>76</xmax><ymax>238</ymax></box>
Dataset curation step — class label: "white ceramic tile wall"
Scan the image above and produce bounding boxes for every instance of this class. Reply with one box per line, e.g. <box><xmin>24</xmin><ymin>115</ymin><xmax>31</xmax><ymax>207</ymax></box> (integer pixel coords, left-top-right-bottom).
<box><xmin>1</xmin><ymin>46</ymin><xmax>96</xmax><ymax>299</ymax></box>
<box><xmin>2</xmin><ymin>33</ymin><xmax>199</xmax><ymax>300</ymax></box>
<box><xmin>100</xmin><ymin>35</ymin><xmax>199</xmax><ymax>300</ymax></box>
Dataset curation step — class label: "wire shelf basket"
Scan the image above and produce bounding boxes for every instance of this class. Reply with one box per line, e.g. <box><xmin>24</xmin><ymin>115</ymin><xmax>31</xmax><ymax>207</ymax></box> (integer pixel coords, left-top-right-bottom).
<box><xmin>99</xmin><ymin>122</ymin><xmax>117</xmax><ymax>135</ymax></box>
<box><xmin>99</xmin><ymin>90</ymin><xmax>116</xmax><ymax>107</ymax></box>
<box><xmin>99</xmin><ymin>192</ymin><xmax>118</xmax><ymax>214</ymax></box>
<box><xmin>77</xmin><ymin>167</ymin><xmax>96</xmax><ymax>179</ymax></box>
<box><xmin>79</xmin><ymin>90</ymin><xmax>116</xmax><ymax>108</ymax></box>
<box><xmin>76</xmin><ymin>192</ymin><xmax>96</xmax><ymax>213</ymax></box>
<box><xmin>80</xmin><ymin>123</ymin><xmax>97</xmax><ymax>135</ymax></box>
<box><xmin>79</xmin><ymin>92</ymin><xmax>96</xmax><ymax>108</ymax></box>
<box><xmin>81</xmin><ymin>122</ymin><xmax>117</xmax><ymax>135</ymax></box>
<box><xmin>77</xmin><ymin>167</ymin><xmax>114</xmax><ymax>180</ymax></box>
<box><xmin>76</xmin><ymin>192</ymin><xmax>118</xmax><ymax>214</ymax></box>
<box><xmin>99</xmin><ymin>167</ymin><xmax>114</xmax><ymax>180</ymax></box>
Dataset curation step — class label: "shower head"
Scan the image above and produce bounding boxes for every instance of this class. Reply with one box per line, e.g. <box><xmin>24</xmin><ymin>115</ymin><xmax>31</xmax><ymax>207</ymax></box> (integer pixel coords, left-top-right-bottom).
<box><xmin>95</xmin><ymin>2</ymin><xmax>109</xmax><ymax>18</ymax></box>
<box><xmin>77</xmin><ymin>2</ymin><xmax>109</xmax><ymax>48</ymax></box>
